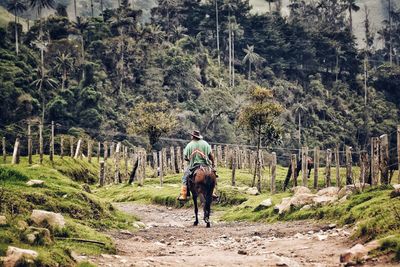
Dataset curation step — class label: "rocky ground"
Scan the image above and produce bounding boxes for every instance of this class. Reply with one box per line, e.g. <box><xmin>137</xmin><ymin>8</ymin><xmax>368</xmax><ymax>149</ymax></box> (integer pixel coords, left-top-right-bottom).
<box><xmin>85</xmin><ymin>202</ymin><xmax>392</xmax><ymax>267</ymax></box>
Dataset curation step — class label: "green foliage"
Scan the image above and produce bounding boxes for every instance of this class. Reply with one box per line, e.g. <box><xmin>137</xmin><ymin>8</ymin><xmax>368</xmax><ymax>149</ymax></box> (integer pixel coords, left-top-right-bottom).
<box><xmin>129</xmin><ymin>102</ymin><xmax>177</xmax><ymax>150</ymax></box>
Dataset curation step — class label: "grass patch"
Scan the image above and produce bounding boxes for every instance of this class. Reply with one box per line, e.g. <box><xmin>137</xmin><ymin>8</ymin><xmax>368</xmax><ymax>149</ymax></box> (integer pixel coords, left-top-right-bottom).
<box><xmin>0</xmin><ymin>156</ymin><xmax>136</xmax><ymax>266</ymax></box>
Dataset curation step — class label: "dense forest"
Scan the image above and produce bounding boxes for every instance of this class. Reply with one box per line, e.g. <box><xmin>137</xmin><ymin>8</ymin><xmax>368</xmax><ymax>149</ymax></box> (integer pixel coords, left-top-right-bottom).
<box><xmin>0</xmin><ymin>0</ymin><xmax>399</xmax><ymax>152</ymax></box>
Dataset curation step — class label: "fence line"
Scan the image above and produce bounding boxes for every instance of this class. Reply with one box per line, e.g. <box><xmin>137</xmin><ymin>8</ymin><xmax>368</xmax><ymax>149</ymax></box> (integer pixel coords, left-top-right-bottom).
<box><xmin>0</xmin><ymin>121</ymin><xmax>399</xmax><ymax>193</ymax></box>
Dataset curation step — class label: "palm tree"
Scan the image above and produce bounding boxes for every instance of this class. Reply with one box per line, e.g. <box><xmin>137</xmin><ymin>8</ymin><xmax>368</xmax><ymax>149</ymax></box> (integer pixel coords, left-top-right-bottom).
<box><xmin>242</xmin><ymin>45</ymin><xmax>264</xmax><ymax>81</ymax></box>
<box><xmin>265</xmin><ymin>0</ymin><xmax>276</xmax><ymax>12</ymax></box>
<box><xmin>222</xmin><ymin>0</ymin><xmax>236</xmax><ymax>87</ymax></box>
<box><xmin>29</xmin><ymin>0</ymin><xmax>55</xmax><ymax>19</ymax></box>
<box><xmin>72</xmin><ymin>17</ymin><xmax>89</xmax><ymax>65</ymax></box>
<box><xmin>293</xmin><ymin>103</ymin><xmax>307</xmax><ymax>152</ymax></box>
<box><xmin>54</xmin><ymin>52</ymin><xmax>73</xmax><ymax>91</ymax></box>
<box><xmin>343</xmin><ymin>0</ymin><xmax>360</xmax><ymax>35</ymax></box>
<box><xmin>7</xmin><ymin>0</ymin><xmax>27</xmax><ymax>56</ymax></box>
<box><xmin>31</xmin><ymin>68</ymin><xmax>58</xmax><ymax>123</ymax></box>
<box><xmin>215</xmin><ymin>0</ymin><xmax>220</xmax><ymax>67</ymax></box>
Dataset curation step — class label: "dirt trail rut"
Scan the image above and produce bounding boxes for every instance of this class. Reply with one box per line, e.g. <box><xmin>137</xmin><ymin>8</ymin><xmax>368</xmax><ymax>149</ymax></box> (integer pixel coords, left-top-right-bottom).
<box><xmin>89</xmin><ymin>203</ymin><xmax>363</xmax><ymax>267</ymax></box>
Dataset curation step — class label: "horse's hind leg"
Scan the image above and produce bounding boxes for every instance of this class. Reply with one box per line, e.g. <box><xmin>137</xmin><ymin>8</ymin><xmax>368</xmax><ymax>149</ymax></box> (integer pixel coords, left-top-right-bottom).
<box><xmin>193</xmin><ymin>193</ymin><xmax>199</xmax><ymax>226</ymax></box>
<box><xmin>204</xmin><ymin>191</ymin><xmax>212</xmax><ymax>228</ymax></box>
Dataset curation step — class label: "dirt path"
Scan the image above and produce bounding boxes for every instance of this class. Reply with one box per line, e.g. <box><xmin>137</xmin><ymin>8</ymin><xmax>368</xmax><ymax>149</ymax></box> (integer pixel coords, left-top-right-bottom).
<box><xmin>88</xmin><ymin>203</ymin><xmax>363</xmax><ymax>267</ymax></box>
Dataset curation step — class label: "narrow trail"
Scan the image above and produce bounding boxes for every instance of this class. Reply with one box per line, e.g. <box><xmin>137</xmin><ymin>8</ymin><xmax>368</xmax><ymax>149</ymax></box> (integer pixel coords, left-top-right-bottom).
<box><xmin>88</xmin><ymin>203</ymin><xmax>365</xmax><ymax>267</ymax></box>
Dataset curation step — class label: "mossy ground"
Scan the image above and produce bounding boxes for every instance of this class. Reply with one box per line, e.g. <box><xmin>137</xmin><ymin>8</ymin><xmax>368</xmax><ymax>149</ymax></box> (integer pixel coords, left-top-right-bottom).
<box><xmin>0</xmin><ymin>155</ymin><xmax>136</xmax><ymax>266</ymax></box>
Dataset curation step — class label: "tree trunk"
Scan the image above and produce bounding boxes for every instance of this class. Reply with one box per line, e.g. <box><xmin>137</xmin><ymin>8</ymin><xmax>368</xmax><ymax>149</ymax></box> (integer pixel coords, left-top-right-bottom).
<box><xmin>228</xmin><ymin>12</ymin><xmax>232</xmax><ymax>87</ymax></box>
<box><xmin>14</xmin><ymin>11</ymin><xmax>19</xmax><ymax>55</ymax></box>
<box><xmin>90</xmin><ymin>0</ymin><xmax>94</xmax><ymax>17</ymax></box>
<box><xmin>349</xmin><ymin>7</ymin><xmax>353</xmax><ymax>35</ymax></box>
<box><xmin>298</xmin><ymin>112</ymin><xmax>301</xmax><ymax>152</ymax></box>
<box><xmin>215</xmin><ymin>0</ymin><xmax>220</xmax><ymax>67</ymax></box>
<box><xmin>232</xmin><ymin>32</ymin><xmax>235</xmax><ymax>87</ymax></box>
<box><xmin>74</xmin><ymin>0</ymin><xmax>77</xmax><ymax>20</ymax></box>
<box><xmin>268</xmin><ymin>2</ymin><xmax>271</xmax><ymax>12</ymax></box>
<box><xmin>248</xmin><ymin>61</ymin><xmax>251</xmax><ymax>81</ymax></box>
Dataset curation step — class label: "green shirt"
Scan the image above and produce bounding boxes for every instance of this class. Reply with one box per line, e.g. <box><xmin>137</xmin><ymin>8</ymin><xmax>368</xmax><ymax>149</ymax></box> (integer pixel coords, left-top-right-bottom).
<box><xmin>183</xmin><ymin>140</ymin><xmax>212</xmax><ymax>168</ymax></box>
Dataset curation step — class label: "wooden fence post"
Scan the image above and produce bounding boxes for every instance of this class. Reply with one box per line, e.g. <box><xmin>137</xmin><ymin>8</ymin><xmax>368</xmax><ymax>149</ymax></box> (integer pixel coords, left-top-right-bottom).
<box><xmin>124</xmin><ymin>146</ymin><xmax>128</xmax><ymax>181</ymax></box>
<box><xmin>39</xmin><ymin>123</ymin><xmax>43</xmax><ymax>164</ymax></box>
<box><xmin>97</xmin><ymin>142</ymin><xmax>101</xmax><ymax>162</ymax></box>
<box><xmin>398</xmin><ymin>125</ymin><xmax>400</xmax><ymax>184</ymax></box>
<box><xmin>291</xmin><ymin>154</ymin><xmax>297</xmax><ymax>187</ymax></box>
<box><xmin>345</xmin><ymin>146</ymin><xmax>353</xmax><ymax>185</ymax></box>
<box><xmin>170</xmin><ymin>147</ymin><xmax>176</xmax><ymax>173</ymax></box>
<box><xmin>153</xmin><ymin>151</ymin><xmax>158</xmax><ymax>177</ymax></box>
<box><xmin>176</xmin><ymin>146</ymin><xmax>182</xmax><ymax>173</ymax></box>
<box><xmin>271</xmin><ymin>152</ymin><xmax>276</xmax><ymax>194</ymax></box>
<box><xmin>301</xmin><ymin>147</ymin><xmax>308</xmax><ymax>187</ymax></box>
<box><xmin>87</xmin><ymin>140</ymin><xmax>92</xmax><ymax>163</ymax></box>
<box><xmin>50</xmin><ymin>121</ymin><xmax>54</xmax><ymax>162</ymax></box>
<box><xmin>231</xmin><ymin>148</ymin><xmax>236</xmax><ymax>186</ymax></box>
<box><xmin>159</xmin><ymin>150</ymin><xmax>163</xmax><ymax>186</ymax></box>
<box><xmin>335</xmin><ymin>146</ymin><xmax>340</xmax><ymax>187</ymax></box>
<box><xmin>371</xmin><ymin>137</ymin><xmax>380</xmax><ymax>185</ymax></box>
<box><xmin>360</xmin><ymin>151</ymin><xmax>369</xmax><ymax>186</ymax></box>
<box><xmin>313</xmin><ymin>147</ymin><xmax>319</xmax><ymax>188</ymax></box>
<box><xmin>2</xmin><ymin>137</ymin><xmax>5</xmax><ymax>163</ymax></box>
<box><xmin>74</xmin><ymin>139</ymin><xmax>82</xmax><ymax>159</ymax></box>
<box><xmin>60</xmin><ymin>136</ymin><xmax>64</xmax><ymax>159</ymax></box>
<box><xmin>104</xmin><ymin>141</ymin><xmax>108</xmax><ymax>162</ymax></box>
<box><xmin>162</xmin><ymin>148</ymin><xmax>167</xmax><ymax>174</ymax></box>
<box><xmin>110</xmin><ymin>142</ymin><xmax>114</xmax><ymax>159</ymax></box>
<box><xmin>380</xmin><ymin>134</ymin><xmax>389</xmax><ymax>185</ymax></box>
<box><xmin>11</xmin><ymin>138</ymin><xmax>20</xmax><ymax>164</ymax></box>
<box><xmin>325</xmin><ymin>149</ymin><xmax>332</xmax><ymax>187</ymax></box>
<box><xmin>70</xmin><ymin>136</ymin><xmax>74</xmax><ymax>158</ymax></box>
<box><xmin>114</xmin><ymin>142</ymin><xmax>121</xmax><ymax>184</ymax></box>
<box><xmin>28</xmin><ymin>122</ymin><xmax>32</xmax><ymax>164</ymax></box>
<box><xmin>99</xmin><ymin>161</ymin><xmax>105</xmax><ymax>187</ymax></box>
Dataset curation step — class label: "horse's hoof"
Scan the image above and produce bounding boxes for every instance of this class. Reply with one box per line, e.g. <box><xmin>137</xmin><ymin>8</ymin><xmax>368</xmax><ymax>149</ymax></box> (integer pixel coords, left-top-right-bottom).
<box><xmin>206</xmin><ymin>223</ymin><xmax>211</xmax><ymax>228</ymax></box>
<box><xmin>193</xmin><ymin>221</ymin><xmax>198</xmax><ymax>226</ymax></box>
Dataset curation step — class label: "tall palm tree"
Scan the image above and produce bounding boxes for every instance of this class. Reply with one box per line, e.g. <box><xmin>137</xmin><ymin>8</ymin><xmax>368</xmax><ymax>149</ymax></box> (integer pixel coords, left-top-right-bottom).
<box><xmin>72</xmin><ymin>17</ymin><xmax>89</xmax><ymax>65</ymax></box>
<box><xmin>31</xmin><ymin>68</ymin><xmax>58</xmax><ymax>123</ymax></box>
<box><xmin>222</xmin><ymin>0</ymin><xmax>236</xmax><ymax>87</ymax></box>
<box><xmin>29</xmin><ymin>0</ymin><xmax>55</xmax><ymax>19</ymax></box>
<box><xmin>343</xmin><ymin>0</ymin><xmax>360</xmax><ymax>35</ymax></box>
<box><xmin>54</xmin><ymin>52</ymin><xmax>73</xmax><ymax>91</ymax></box>
<box><xmin>215</xmin><ymin>0</ymin><xmax>220</xmax><ymax>67</ymax></box>
<box><xmin>242</xmin><ymin>45</ymin><xmax>263</xmax><ymax>81</ymax></box>
<box><xmin>293</xmin><ymin>103</ymin><xmax>307</xmax><ymax>152</ymax></box>
<box><xmin>7</xmin><ymin>0</ymin><xmax>27</xmax><ymax>55</ymax></box>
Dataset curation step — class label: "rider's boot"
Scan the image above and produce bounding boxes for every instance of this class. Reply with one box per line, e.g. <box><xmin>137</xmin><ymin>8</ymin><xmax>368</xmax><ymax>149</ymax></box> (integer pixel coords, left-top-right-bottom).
<box><xmin>178</xmin><ymin>185</ymin><xmax>188</xmax><ymax>201</ymax></box>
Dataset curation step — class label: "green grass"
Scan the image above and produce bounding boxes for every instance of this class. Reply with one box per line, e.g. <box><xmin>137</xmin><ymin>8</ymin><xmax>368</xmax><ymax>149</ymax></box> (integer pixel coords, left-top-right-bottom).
<box><xmin>0</xmin><ymin>155</ymin><xmax>136</xmax><ymax>266</ymax></box>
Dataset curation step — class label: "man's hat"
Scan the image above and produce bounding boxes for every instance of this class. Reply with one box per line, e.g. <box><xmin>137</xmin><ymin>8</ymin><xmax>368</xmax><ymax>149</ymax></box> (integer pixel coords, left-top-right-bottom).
<box><xmin>190</xmin><ymin>130</ymin><xmax>203</xmax><ymax>139</ymax></box>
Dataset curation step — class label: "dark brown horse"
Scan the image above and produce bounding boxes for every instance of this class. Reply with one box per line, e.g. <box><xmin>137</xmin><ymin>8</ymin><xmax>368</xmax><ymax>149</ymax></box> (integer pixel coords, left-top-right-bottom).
<box><xmin>188</xmin><ymin>165</ymin><xmax>217</xmax><ymax>228</ymax></box>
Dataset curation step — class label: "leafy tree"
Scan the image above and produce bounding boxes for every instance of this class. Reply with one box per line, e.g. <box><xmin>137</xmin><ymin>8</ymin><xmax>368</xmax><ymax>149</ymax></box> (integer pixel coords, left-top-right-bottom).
<box><xmin>6</xmin><ymin>0</ymin><xmax>26</xmax><ymax>55</ymax></box>
<box><xmin>31</xmin><ymin>68</ymin><xmax>58</xmax><ymax>122</ymax></box>
<box><xmin>128</xmin><ymin>102</ymin><xmax>177</xmax><ymax>150</ymax></box>
<box><xmin>238</xmin><ymin>86</ymin><xmax>282</xmax><ymax>192</ymax></box>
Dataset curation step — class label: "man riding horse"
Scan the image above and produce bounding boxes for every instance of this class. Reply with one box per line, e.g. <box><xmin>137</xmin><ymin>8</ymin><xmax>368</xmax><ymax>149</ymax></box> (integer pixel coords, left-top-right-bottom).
<box><xmin>178</xmin><ymin>130</ymin><xmax>217</xmax><ymax>201</ymax></box>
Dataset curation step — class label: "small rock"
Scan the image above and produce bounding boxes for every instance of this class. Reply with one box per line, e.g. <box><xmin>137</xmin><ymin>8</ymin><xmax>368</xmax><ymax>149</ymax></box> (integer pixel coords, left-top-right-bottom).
<box><xmin>238</xmin><ymin>250</ymin><xmax>247</xmax><ymax>255</ymax></box>
<box><xmin>30</xmin><ymin>210</ymin><xmax>65</xmax><ymax>229</ymax></box>
<box><xmin>254</xmin><ymin>199</ymin><xmax>273</xmax><ymax>211</ymax></box>
<box><xmin>328</xmin><ymin>223</ymin><xmax>337</xmax><ymax>229</ymax></box>
<box><xmin>300</xmin><ymin>205</ymin><xmax>312</xmax><ymax>211</ymax></box>
<box><xmin>26</xmin><ymin>180</ymin><xmax>44</xmax><ymax>187</ymax></box>
<box><xmin>317</xmin><ymin>187</ymin><xmax>339</xmax><ymax>197</ymax></box>
<box><xmin>315</xmin><ymin>234</ymin><xmax>328</xmax><ymax>241</ymax></box>
<box><xmin>3</xmin><ymin>246</ymin><xmax>38</xmax><ymax>267</ymax></box>
<box><xmin>246</xmin><ymin>187</ymin><xmax>259</xmax><ymax>196</ymax></box>
<box><xmin>0</xmin><ymin>215</ymin><xmax>7</xmax><ymax>226</ymax></box>
<box><xmin>390</xmin><ymin>188</ymin><xmax>400</xmax><ymax>198</ymax></box>
<box><xmin>393</xmin><ymin>184</ymin><xmax>400</xmax><ymax>190</ymax></box>
<box><xmin>294</xmin><ymin>233</ymin><xmax>304</xmax><ymax>239</ymax></box>
<box><xmin>313</xmin><ymin>195</ymin><xmax>337</xmax><ymax>205</ymax></box>
<box><xmin>307</xmin><ymin>230</ymin><xmax>314</xmax><ymax>235</ymax></box>
<box><xmin>291</xmin><ymin>186</ymin><xmax>311</xmax><ymax>195</ymax></box>
<box><xmin>119</xmin><ymin>230</ymin><xmax>132</xmax><ymax>236</ymax></box>
<box><xmin>340</xmin><ymin>243</ymin><xmax>371</xmax><ymax>264</ymax></box>
<box><xmin>70</xmin><ymin>251</ymin><xmax>88</xmax><ymax>263</ymax></box>
<box><xmin>24</xmin><ymin>227</ymin><xmax>52</xmax><ymax>245</ymax></box>
<box><xmin>16</xmin><ymin>220</ymin><xmax>28</xmax><ymax>231</ymax></box>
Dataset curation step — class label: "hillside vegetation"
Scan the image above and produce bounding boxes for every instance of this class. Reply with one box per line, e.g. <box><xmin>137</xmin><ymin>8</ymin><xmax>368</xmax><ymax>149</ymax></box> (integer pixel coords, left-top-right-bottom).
<box><xmin>0</xmin><ymin>0</ymin><xmax>399</xmax><ymax>152</ymax></box>
<box><xmin>0</xmin><ymin>156</ymin><xmax>136</xmax><ymax>266</ymax></box>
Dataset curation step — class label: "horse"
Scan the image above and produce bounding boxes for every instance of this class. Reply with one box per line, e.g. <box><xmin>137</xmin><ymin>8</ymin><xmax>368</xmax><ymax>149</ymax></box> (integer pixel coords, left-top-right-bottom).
<box><xmin>188</xmin><ymin>165</ymin><xmax>217</xmax><ymax>228</ymax></box>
